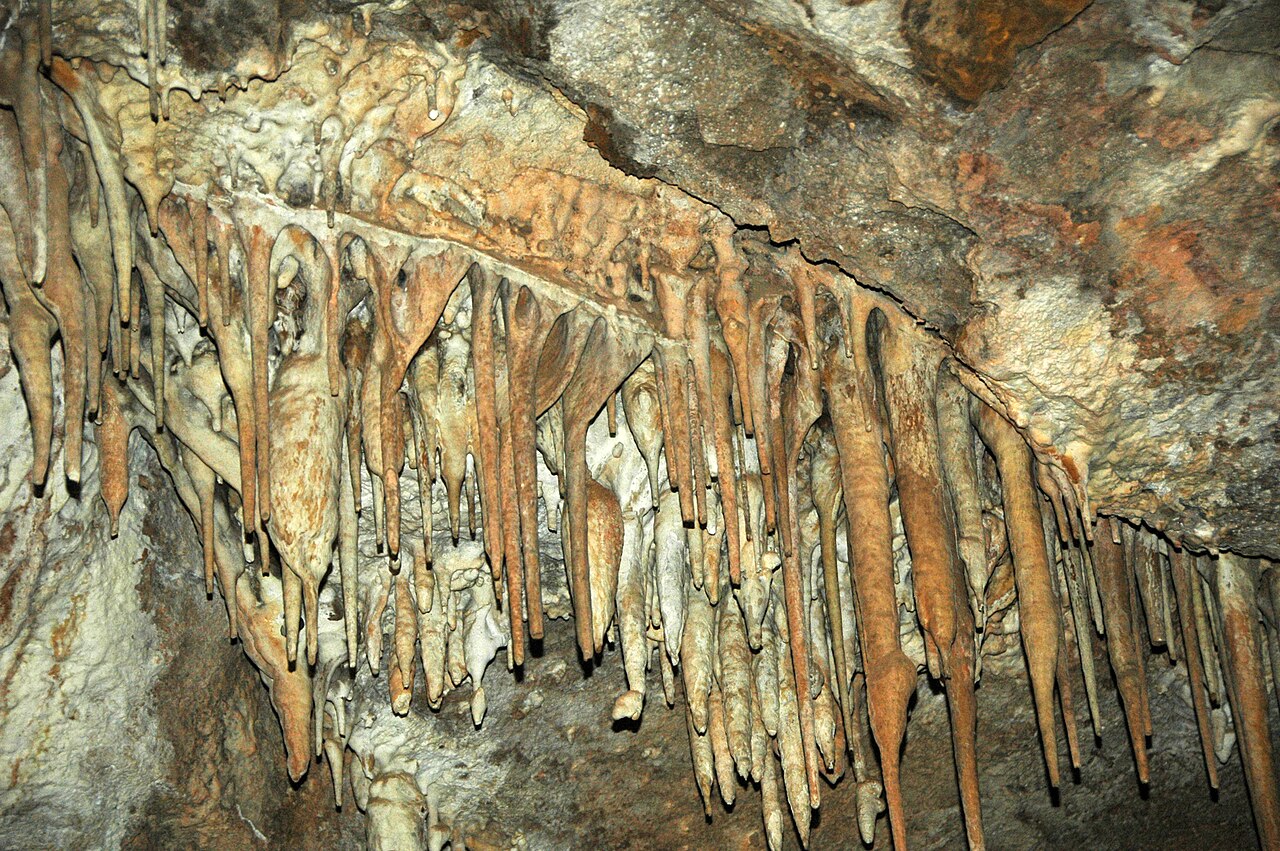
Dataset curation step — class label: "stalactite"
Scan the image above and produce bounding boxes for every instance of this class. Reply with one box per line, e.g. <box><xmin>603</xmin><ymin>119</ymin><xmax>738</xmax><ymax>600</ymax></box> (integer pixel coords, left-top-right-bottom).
<box><xmin>1264</xmin><ymin>567</ymin><xmax>1280</xmax><ymax>716</ymax></box>
<box><xmin>877</xmin><ymin>311</ymin><xmax>983</xmax><ymax>845</ymax></box>
<box><xmin>686</xmin><ymin>495</ymin><xmax>707</xmax><ymax>591</ymax></box>
<box><xmin>127</xmin><ymin>268</ymin><xmax>142</xmax><ymax>377</ymax></box>
<box><xmin>1213</xmin><ymin>554</ymin><xmax>1280</xmax><ymax>847</ymax></box>
<box><xmin>1169</xmin><ymin>547</ymin><xmax>1220</xmax><ymax>789</ymax></box>
<box><xmin>406</xmin><ymin>343</ymin><xmax>440</xmax><ymax>566</ymax></box>
<box><xmin>973</xmin><ymin>403</ymin><xmax>1064</xmax><ymax>787</ymax></box>
<box><xmin>707</xmin><ymin>684</ymin><xmax>737</xmax><ymax>806</ymax></box>
<box><xmin>581</xmin><ymin>478</ymin><xmax>623</xmax><ymax>654</ymax></box>
<box><xmin>807</xmin><ymin>422</ymin><xmax>880</xmax><ymax>833</ymax></box>
<box><xmin>688</xmin><ymin>380</ymin><xmax>711</xmax><ymax>534</ymax></box>
<box><xmin>436</xmin><ymin>326</ymin><xmax>472</xmax><ymax>544</ymax></box>
<box><xmin>1190</xmin><ymin>554</ymin><xmax>1226</xmax><ymax>709</ymax></box>
<box><xmin>133</xmin><ymin>258</ymin><xmax>166</xmax><ymax>432</ymax></box>
<box><xmin>182</xmin><ymin>446</ymin><xmax>217</xmax><ymax>597</ymax></box>
<box><xmin>49</xmin><ymin>59</ymin><xmax>131</xmax><ymax>327</ymax></box>
<box><xmin>32</xmin><ymin>141</ymin><xmax>92</xmax><ymax>484</ymax></box>
<box><xmin>369</xmin><ymin>247</ymin><xmax>471</xmax><ymax>559</ymax></box>
<box><xmin>0</xmin><ymin>201</ymin><xmax>58</xmax><ymax>487</ymax></box>
<box><xmin>468</xmin><ymin>264</ymin><xmax>505</xmax><ymax>580</ymax></box>
<box><xmin>746</xmin><ymin>295</ymin><xmax>781</xmax><ymax>531</ymax></box>
<box><xmin>235</xmin><ymin>571</ymin><xmax>314</xmax><ymax>782</ymax></box>
<box><xmin>937</xmin><ymin>362</ymin><xmax>988</xmax><ymax>624</ymax></box>
<box><xmin>767</xmin><ymin>317</ymin><xmax>824</xmax><ymax>811</ymax></box>
<box><xmin>415</xmin><ymin>567</ymin><xmax>447</xmax><ymax>711</ymax></box>
<box><xmin>683</xmin><ymin>566</ymin><xmax>715</xmax><ymax>734</ymax></box>
<box><xmin>0</xmin><ymin>105</ymin><xmax>41</xmax><ymax>288</ymax></box>
<box><xmin>494</xmin><ymin>321</ymin><xmax>527</xmax><ymax>662</ymax></box>
<box><xmin>713</xmin><ymin>251</ymin><xmax>754</xmax><ymax>439</ymax></box>
<box><xmin>820</xmin><ymin>309</ymin><xmax>915</xmax><ymax>850</ymax></box>
<box><xmin>1126</xmin><ymin>524</ymin><xmax>1169</xmax><ymax>649</ymax></box>
<box><xmin>67</xmin><ymin>147</ymin><xmax>114</xmax><ymax>375</ymax></box>
<box><xmin>686</xmin><ymin>702</ymin><xmax>716</xmax><ymax>818</ymax></box>
<box><xmin>202</xmin><ymin>214</ymin><xmax>260</xmax><ymax>551</ymax></box>
<box><xmin>1125</xmin><ymin>541</ymin><xmax>1155</xmax><ymax>741</ymax></box>
<box><xmin>710</xmin><ymin>341</ymin><xmax>743</xmax><ymax>584</ymax></box>
<box><xmin>269</xmin><ymin>353</ymin><xmax>345</xmax><ymax>666</ymax></box>
<box><xmin>0</xmin><ymin>19</ymin><xmax>48</xmax><ymax>285</ymax></box>
<box><xmin>143</xmin><ymin>0</ymin><xmax>158</xmax><ymax>119</ymax></box>
<box><xmin>186</xmin><ymin>193</ymin><xmax>209</xmax><ymax>327</ymax></box>
<box><xmin>560</xmin><ymin>317</ymin><xmax>652</xmax><ymax>659</ymax></box>
<box><xmin>733</xmin><ymin>474</ymin><xmax>772</xmax><ymax>650</ymax></box>
<box><xmin>654</xmin><ymin>488</ymin><xmax>689</xmax><ymax>667</ymax></box>
<box><xmin>1042</xmin><ymin>512</ymin><xmax>1082</xmax><ymax>769</ymax></box>
<box><xmin>621</xmin><ymin>358</ymin><xmax>664</xmax><ymax>508</ymax></box>
<box><xmin>501</xmin><ymin>285</ymin><xmax>561</xmax><ymax>639</ymax></box>
<box><xmin>759</xmin><ymin>706</ymin><xmax>784</xmax><ymax>851</ymax></box>
<box><xmin>232</xmin><ymin>214</ymin><xmax>280</xmax><ymax>526</ymax></box>
<box><xmin>611</xmin><ymin>489</ymin><xmax>649</xmax><ymax>721</ymax></box>
<box><xmin>652</xmin><ymin>342</ymin><xmax>697</xmax><ymax>525</ymax></box>
<box><xmin>654</xmin><ymin>268</ymin><xmax>710</xmax><ymax>526</ymax></box>
<box><xmin>391</xmin><ymin>566</ymin><xmax>416</xmax><ymax>715</ymax></box>
<box><xmin>1059</xmin><ymin>520</ymin><xmax>1104</xmax><ymax>737</ymax></box>
<box><xmin>339</xmin><ymin>411</ymin><xmax>361</xmax><ymax>667</ymax></box>
<box><xmin>1092</xmin><ymin>517</ymin><xmax>1151</xmax><ymax>782</ymax></box>
<box><xmin>717</xmin><ymin>578</ymin><xmax>754</xmax><ymax>778</ymax></box>
<box><xmin>772</xmin><ymin>591</ymin><xmax>812</xmax><ymax>846</ymax></box>
<box><xmin>97</xmin><ymin>373</ymin><xmax>131</xmax><ymax>534</ymax></box>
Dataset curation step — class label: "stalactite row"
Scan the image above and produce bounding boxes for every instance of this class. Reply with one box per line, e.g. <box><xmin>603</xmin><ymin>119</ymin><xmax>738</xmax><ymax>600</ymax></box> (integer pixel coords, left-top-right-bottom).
<box><xmin>2</xmin><ymin>25</ymin><xmax>1279</xmax><ymax>849</ymax></box>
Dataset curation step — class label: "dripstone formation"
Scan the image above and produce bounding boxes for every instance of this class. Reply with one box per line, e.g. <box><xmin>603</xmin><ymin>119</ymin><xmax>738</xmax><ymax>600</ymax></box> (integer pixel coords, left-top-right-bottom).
<box><xmin>1</xmin><ymin>1</ymin><xmax>1277</xmax><ymax>848</ymax></box>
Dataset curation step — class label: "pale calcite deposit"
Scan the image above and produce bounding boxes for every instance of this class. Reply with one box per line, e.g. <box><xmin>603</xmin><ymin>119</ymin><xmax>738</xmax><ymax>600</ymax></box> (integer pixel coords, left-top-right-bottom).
<box><xmin>0</xmin><ymin>322</ymin><xmax>170</xmax><ymax>850</ymax></box>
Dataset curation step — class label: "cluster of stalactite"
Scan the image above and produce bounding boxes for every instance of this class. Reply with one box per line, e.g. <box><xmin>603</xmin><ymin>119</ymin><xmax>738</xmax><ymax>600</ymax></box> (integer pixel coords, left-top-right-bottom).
<box><xmin>2</xmin><ymin>12</ymin><xmax>1280</xmax><ymax>850</ymax></box>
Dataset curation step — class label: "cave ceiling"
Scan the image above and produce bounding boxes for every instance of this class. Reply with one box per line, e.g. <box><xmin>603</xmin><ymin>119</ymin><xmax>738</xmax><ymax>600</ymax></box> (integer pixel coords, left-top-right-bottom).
<box><xmin>26</xmin><ymin>0</ymin><xmax>1279</xmax><ymax>556</ymax></box>
<box><xmin>454</xmin><ymin>0</ymin><xmax>1280</xmax><ymax>558</ymax></box>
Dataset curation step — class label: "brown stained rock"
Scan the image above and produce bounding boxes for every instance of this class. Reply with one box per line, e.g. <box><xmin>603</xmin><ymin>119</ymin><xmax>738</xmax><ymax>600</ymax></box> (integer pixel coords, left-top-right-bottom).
<box><xmin>923</xmin><ymin>3</ymin><xmax>1279</xmax><ymax>557</ymax></box>
<box><xmin>901</xmin><ymin>0</ymin><xmax>1092</xmax><ymax>103</ymax></box>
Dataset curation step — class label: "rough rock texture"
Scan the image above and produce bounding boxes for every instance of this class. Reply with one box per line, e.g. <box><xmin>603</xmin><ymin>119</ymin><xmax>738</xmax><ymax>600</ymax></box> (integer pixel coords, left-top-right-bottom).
<box><xmin>0</xmin><ymin>320</ymin><xmax>169</xmax><ymax>849</ymax></box>
<box><xmin>457</xmin><ymin>0</ymin><xmax>1280</xmax><ymax>557</ymax></box>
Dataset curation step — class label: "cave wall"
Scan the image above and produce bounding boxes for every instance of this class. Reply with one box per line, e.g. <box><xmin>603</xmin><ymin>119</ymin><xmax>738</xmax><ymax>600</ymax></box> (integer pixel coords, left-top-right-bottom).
<box><xmin>0</xmin><ymin>313</ymin><xmax>353</xmax><ymax>849</ymax></box>
<box><xmin>0</xmin><ymin>317</ymin><xmax>170</xmax><ymax>848</ymax></box>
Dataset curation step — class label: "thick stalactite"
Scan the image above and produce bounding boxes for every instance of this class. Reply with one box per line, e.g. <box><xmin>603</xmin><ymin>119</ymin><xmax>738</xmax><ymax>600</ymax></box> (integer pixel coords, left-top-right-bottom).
<box><xmin>1</xmin><ymin>4</ymin><xmax>1278</xmax><ymax>850</ymax></box>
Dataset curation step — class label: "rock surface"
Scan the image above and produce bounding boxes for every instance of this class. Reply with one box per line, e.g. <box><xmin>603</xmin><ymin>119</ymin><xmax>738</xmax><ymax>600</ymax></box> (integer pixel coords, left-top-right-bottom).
<box><xmin>450</xmin><ymin>0</ymin><xmax>1280</xmax><ymax>557</ymax></box>
<box><xmin>0</xmin><ymin>321</ymin><xmax>169</xmax><ymax>849</ymax></box>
